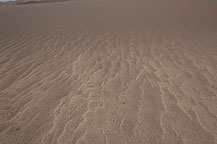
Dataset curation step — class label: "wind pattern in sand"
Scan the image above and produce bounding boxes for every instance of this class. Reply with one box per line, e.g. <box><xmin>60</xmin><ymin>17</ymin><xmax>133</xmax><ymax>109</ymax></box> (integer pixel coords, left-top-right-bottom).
<box><xmin>0</xmin><ymin>0</ymin><xmax>217</xmax><ymax>144</ymax></box>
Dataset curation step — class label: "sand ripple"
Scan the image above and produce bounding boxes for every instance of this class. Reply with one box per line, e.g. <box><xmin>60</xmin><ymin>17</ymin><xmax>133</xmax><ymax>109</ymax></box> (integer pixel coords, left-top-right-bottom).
<box><xmin>0</xmin><ymin>0</ymin><xmax>217</xmax><ymax>144</ymax></box>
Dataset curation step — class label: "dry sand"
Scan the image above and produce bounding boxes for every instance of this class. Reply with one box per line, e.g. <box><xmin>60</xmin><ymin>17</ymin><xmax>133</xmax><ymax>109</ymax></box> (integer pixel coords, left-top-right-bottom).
<box><xmin>0</xmin><ymin>0</ymin><xmax>217</xmax><ymax>144</ymax></box>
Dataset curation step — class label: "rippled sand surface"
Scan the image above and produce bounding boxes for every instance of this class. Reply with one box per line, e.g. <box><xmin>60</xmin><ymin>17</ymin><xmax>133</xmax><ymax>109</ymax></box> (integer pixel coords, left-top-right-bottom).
<box><xmin>0</xmin><ymin>0</ymin><xmax>217</xmax><ymax>144</ymax></box>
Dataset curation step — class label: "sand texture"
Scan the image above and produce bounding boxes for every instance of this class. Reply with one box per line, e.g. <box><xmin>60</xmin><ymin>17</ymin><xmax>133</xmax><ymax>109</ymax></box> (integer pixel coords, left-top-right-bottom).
<box><xmin>0</xmin><ymin>0</ymin><xmax>217</xmax><ymax>144</ymax></box>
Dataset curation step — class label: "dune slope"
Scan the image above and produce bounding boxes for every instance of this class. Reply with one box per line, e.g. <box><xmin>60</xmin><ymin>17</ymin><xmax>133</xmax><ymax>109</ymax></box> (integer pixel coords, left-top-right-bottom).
<box><xmin>0</xmin><ymin>0</ymin><xmax>217</xmax><ymax>144</ymax></box>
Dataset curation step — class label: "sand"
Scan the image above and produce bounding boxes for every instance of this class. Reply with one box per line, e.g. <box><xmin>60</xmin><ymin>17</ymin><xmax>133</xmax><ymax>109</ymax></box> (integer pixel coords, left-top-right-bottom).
<box><xmin>0</xmin><ymin>0</ymin><xmax>217</xmax><ymax>144</ymax></box>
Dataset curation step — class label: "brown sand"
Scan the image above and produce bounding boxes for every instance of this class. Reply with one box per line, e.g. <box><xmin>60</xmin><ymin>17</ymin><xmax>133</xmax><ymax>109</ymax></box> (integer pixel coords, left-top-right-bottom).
<box><xmin>0</xmin><ymin>0</ymin><xmax>217</xmax><ymax>144</ymax></box>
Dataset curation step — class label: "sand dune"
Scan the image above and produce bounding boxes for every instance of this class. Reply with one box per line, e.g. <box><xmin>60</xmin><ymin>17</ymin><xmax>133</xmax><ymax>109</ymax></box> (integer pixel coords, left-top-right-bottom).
<box><xmin>0</xmin><ymin>0</ymin><xmax>75</xmax><ymax>6</ymax></box>
<box><xmin>0</xmin><ymin>0</ymin><xmax>217</xmax><ymax>144</ymax></box>
<box><xmin>16</xmin><ymin>0</ymin><xmax>78</xmax><ymax>5</ymax></box>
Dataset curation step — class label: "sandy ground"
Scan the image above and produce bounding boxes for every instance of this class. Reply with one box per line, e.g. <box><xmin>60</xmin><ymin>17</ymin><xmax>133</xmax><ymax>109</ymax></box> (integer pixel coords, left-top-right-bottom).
<box><xmin>0</xmin><ymin>0</ymin><xmax>217</xmax><ymax>144</ymax></box>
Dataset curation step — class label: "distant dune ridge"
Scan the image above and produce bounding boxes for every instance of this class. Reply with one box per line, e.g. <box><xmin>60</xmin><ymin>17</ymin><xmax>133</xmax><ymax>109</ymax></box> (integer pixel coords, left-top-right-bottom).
<box><xmin>16</xmin><ymin>0</ymin><xmax>74</xmax><ymax>3</ymax></box>
<box><xmin>0</xmin><ymin>0</ymin><xmax>217</xmax><ymax>144</ymax></box>
<box><xmin>0</xmin><ymin>0</ymin><xmax>74</xmax><ymax>5</ymax></box>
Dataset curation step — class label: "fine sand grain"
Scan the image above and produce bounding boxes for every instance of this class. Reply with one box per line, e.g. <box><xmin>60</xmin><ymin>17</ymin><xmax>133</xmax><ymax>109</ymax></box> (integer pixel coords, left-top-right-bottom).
<box><xmin>0</xmin><ymin>0</ymin><xmax>217</xmax><ymax>144</ymax></box>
